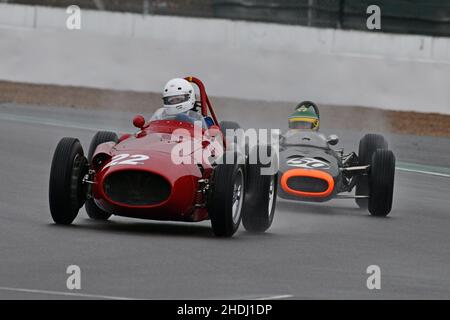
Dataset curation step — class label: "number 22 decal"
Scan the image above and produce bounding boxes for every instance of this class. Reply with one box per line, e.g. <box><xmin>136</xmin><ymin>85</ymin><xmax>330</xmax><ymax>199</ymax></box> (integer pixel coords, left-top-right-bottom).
<box><xmin>103</xmin><ymin>154</ymin><xmax>149</xmax><ymax>170</ymax></box>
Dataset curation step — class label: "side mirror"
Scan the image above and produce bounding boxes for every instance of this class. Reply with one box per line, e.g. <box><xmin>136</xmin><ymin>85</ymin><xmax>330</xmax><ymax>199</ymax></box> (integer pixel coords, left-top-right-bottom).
<box><xmin>327</xmin><ymin>134</ymin><xmax>339</xmax><ymax>146</ymax></box>
<box><xmin>133</xmin><ymin>115</ymin><xmax>146</xmax><ymax>129</ymax></box>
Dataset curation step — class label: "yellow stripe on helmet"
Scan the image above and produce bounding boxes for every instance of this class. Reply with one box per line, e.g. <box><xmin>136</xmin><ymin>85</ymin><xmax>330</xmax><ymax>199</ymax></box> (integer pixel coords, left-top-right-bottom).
<box><xmin>288</xmin><ymin>117</ymin><xmax>319</xmax><ymax>129</ymax></box>
<box><xmin>288</xmin><ymin>117</ymin><xmax>317</xmax><ymax>123</ymax></box>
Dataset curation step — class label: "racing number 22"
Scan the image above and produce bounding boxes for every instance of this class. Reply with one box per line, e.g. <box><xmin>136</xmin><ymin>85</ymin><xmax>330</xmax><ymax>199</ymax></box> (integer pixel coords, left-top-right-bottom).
<box><xmin>103</xmin><ymin>154</ymin><xmax>149</xmax><ymax>170</ymax></box>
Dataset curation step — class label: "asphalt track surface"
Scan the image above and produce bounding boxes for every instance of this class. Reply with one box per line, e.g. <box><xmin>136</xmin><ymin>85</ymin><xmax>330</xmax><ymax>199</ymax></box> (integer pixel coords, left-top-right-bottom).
<box><xmin>0</xmin><ymin>104</ymin><xmax>449</xmax><ymax>299</ymax></box>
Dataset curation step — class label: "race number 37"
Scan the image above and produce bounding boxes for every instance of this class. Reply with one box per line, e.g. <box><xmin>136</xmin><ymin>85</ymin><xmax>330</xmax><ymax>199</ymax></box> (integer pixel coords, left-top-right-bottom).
<box><xmin>103</xmin><ymin>154</ymin><xmax>149</xmax><ymax>170</ymax></box>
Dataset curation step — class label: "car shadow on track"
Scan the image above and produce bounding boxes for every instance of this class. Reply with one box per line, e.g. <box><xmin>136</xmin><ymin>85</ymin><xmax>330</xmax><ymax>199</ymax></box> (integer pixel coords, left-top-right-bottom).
<box><xmin>47</xmin><ymin>219</ymin><xmax>281</xmax><ymax>240</ymax></box>
<box><xmin>48</xmin><ymin>218</ymin><xmax>216</xmax><ymax>238</ymax></box>
<box><xmin>276</xmin><ymin>199</ymin><xmax>372</xmax><ymax>217</ymax></box>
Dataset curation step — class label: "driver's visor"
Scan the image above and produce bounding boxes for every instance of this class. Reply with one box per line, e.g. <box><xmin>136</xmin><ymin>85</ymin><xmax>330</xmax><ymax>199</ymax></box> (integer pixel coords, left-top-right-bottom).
<box><xmin>288</xmin><ymin>117</ymin><xmax>318</xmax><ymax>129</ymax></box>
<box><xmin>163</xmin><ymin>94</ymin><xmax>190</xmax><ymax>105</ymax></box>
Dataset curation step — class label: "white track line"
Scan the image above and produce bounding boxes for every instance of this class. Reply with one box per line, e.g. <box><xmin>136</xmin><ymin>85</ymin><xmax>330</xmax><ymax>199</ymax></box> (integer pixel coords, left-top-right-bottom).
<box><xmin>0</xmin><ymin>286</ymin><xmax>139</xmax><ymax>300</ymax></box>
<box><xmin>253</xmin><ymin>294</ymin><xmax>293</xmax><ymax>300</ymax></box>
<box><xmin>0</xmin><ymin>286</ymin><xmax>293</xmax><ymax>300</ymax></box>
<box><xmin>396</xmin><ymin>167</ymin><xmax>450</xmax><ymax>178</ymax></box>
<box><xmin>0</xmin><ymin>113</ymin><xmax>123</xmax><ymax>133</ymax></box>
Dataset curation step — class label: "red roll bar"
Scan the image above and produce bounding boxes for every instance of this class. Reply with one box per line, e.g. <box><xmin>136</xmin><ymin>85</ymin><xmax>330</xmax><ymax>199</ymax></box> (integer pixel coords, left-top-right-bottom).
<box><xmin>185</xmin><ymin>76</ymin><xmax>220</xmax><ymax>126</ymax></box>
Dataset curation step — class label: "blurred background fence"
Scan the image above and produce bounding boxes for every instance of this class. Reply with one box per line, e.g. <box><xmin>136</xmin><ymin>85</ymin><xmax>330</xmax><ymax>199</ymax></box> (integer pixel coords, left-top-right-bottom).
<box><xmin>2</xmin><ymin>0</ymin><xmax>450</xmax><ymax>37</ymax></box>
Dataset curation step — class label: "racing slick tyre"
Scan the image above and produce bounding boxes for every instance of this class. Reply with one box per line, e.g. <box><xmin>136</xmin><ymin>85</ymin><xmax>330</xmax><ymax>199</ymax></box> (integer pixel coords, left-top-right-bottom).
<box><xmin>220</xmin><ymin>121</ymin><xmax>243</xmax><ymax>151</ymax></box>
<box><xmin>219</xmin><ymin>121</ymin><xmax>252</xmax><ymax>161</ymax></box>
<box><xmin>355</xmin><ymin>134</ymin><xmax>388</xmax><ymax>209</ymax></box>
<box><xmin>208</xmin><ymin>151</ymin><xmax>246</xmax><ymax>237</ymax></box>
<box><xmin>85</xmin><ymin>131</ymin><xmax>118</xmax><ymax>221</ymax></box>
<box><xmin>368</xmin><ymin>149</ymin><xmax>395</xmax><ymax>217</ymax></box>
<box><xmin>87</xmin><ymin>131</ymin><xmax>118</xmax><ymax>163</ymax></box>
<box><xmin>242</xmin><ymin>145</ymin><xmax>278</xmax><ymax>233</ymax></box>
<box><xmin>219</xmin><ymin>121</ymin><xmax>240</xmax><ymax>133</ymax></box>
<box><xmin>49</xmin><ymin>137</ymin><xmax>88</xmax><ymax>225</ymax></box>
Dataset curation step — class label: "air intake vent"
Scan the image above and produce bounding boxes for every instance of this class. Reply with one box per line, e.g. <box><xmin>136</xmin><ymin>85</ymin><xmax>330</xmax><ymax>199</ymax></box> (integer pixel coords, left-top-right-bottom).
<box><xmin>104</xmin><ymin>171</ymin><xmax>171</xmax><ymax>206</ymax></box>
<box><xmin>286</xmin><ymin>176</ymin><xmax>329</xmax><ymax>193</ymax></box>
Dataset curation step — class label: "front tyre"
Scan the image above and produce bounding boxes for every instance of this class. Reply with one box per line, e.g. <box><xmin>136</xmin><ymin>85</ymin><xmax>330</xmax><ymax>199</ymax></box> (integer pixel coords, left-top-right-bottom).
<box><xmin>368</xmin><ymin>149</ymin><xmax>395</xmax><ymax>217</ymax></box>
<box><xmin>356</xmin><ymin>134</ymin><xmax>388</xmax><ymax>209</ymax></box>
<box><xmin>208</xmin><ymin>152</ymin><xmax>245</xmax><ymax>237</ymax></box>
<box><xmin>87</xmin><ymin>131</ymin><xmax>119</xmax><ymax>161</ymax></box>
<box><xmin>49</xmin><ymin>137</ymin><xmax>87</xmax><ymax>224</ymax></box>
<box><xmin>85</xmin><ymin>131</ymin><xmax>118</xmax><ymax>221</ymax></box>
<box><xmin>242</xmin><ymin>145</ymin><xmax>278</xmax><ymax>233</ymax></box>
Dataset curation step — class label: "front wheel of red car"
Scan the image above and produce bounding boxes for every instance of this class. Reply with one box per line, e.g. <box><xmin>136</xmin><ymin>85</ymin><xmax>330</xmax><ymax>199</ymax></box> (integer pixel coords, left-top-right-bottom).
<box><xmin>49</xmin><ymin>137</ymin><xmax>88</xmax><ymax>225</ymax></box>
<box><xmin>208</xmin><ymin>153</ymin><xmax>246</xmax><ymax>237</ymax></box>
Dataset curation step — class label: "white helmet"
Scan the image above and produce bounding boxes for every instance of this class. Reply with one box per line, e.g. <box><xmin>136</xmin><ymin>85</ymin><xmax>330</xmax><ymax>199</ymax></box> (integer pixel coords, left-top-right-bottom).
<box><xmin>162</xmin><ymin>78</ymin><xmax>196</xmax><ymax>115</ymax></box>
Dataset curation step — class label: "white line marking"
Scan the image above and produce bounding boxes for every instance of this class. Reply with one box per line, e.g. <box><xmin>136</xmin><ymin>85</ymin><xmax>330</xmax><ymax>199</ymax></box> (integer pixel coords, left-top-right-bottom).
<box><xmin>0</xmin><ymin>286</ymin><xmax>293</xmax><ymax>300</ymax></box>
<box><xmin>253</xmin><ymin>294</ymin><xmax>293</xmax><ymax>300</ymax></box>
<box><xmin>0</xmin><ymin>113</ymin><xmax>125</xmax><ymax>133</ymax></box>
<box><xmin>0</xmin><ymin>286</ymin><xmax>139</xmax><ymax>300</ymax></box>
<box><xmin>396</xmin><ymin>167</ymin><xmax>450</xmax><ymax>178</ymax></box>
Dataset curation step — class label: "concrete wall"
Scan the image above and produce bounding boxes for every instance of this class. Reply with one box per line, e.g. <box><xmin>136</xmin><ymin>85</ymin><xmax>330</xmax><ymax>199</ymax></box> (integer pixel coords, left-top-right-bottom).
<box><xmin>0</xmin><ymin>3</ymin><xmax>449</xmax><ymax>114</ymax></box>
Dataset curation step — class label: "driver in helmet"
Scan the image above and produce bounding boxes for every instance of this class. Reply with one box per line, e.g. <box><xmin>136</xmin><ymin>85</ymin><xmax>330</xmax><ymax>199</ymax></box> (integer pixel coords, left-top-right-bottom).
<box><xmin>288</xmin><ymin>101</ymin><xmax>320</xmax><ymax>131</ymax></box>
<box><xmin>151</xmin><ymin>78</ymin><xmax>206</xmax><ymax>128</ymax></box>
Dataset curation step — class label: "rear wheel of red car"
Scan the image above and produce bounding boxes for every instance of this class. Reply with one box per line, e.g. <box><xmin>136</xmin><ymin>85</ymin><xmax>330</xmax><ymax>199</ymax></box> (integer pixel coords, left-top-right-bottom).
<box><xmin>85</xmin><ymin>131</ymin><xmax>118</xmax><ymax>221</ymax></box>
<box><xmin>208</xmin><ymin>152</ymin><xmax>245</xmax><ymax>237</ymax></box>
<box><xmin>49</xmin><ymin>137</ymin><xmax>88</xmax><ymax>225</ymax></box>
<box><xmin>219</xmin><ymin>121</ymin><xmax>240</xmax><ymax>134</ymax></box>
<box><xmin>242</xmin><ymin>145</ymin><xmax>278</xmax><ymax>233</ymax></box>
<box><xmin>368</xmin><ymin>149</ymin><xmax>395</xmax><ymax>217</ymax></box>
<box><xmin>219</xmin><ymin>121</ymin><xmax>245</xmax><ymax>153</ymax></box>
<box><xmin>355</xmin><ymin>134</ymin><xmax>388</xmax><ymax>209</ymax></box>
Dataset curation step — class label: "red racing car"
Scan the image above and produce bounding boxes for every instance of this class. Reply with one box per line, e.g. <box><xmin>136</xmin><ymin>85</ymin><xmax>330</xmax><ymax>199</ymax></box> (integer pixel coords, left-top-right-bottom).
<box><xmin>49</xmin><ymin>77</ymin><xmax>277</xmax><ymax>237</ymax></box>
